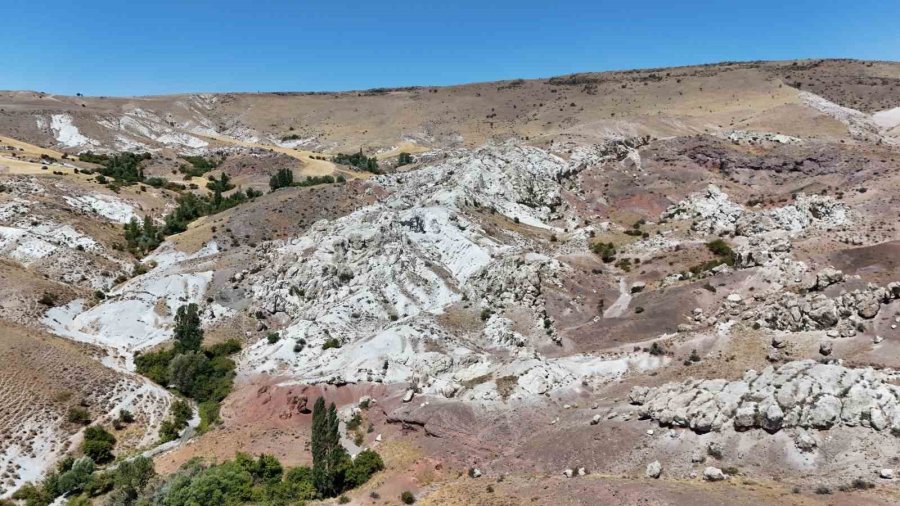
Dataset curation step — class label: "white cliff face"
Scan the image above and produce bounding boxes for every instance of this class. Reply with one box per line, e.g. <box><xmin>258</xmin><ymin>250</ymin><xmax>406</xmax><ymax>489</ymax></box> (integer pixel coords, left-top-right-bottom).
<box><xmin>45</xmin><ymin>114</ymin><xmax>100</xmax><ymax>148</ymax></box>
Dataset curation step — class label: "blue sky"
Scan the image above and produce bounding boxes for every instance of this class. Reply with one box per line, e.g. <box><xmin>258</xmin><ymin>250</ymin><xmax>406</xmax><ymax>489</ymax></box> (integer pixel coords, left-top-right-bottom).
<box><xmin>3</xmin><ymin>0</ymin><xmax>899</xmax><ymax>96</ymax></box>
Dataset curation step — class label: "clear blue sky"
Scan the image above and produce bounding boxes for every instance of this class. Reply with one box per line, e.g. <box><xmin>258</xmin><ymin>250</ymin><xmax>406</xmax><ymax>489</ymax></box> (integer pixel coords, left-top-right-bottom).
<box><xmin>4</xmin><ymin>0</ymin><xmax>899</xmax><ymax>96</ymax></box>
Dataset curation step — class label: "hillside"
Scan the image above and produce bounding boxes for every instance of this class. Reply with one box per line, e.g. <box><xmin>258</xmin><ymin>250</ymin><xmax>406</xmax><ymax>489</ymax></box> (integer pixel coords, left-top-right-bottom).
<box><xmin>1</xmin><ymin>58</ymin><xmax>900</xmax><ymax>505</ymax></box>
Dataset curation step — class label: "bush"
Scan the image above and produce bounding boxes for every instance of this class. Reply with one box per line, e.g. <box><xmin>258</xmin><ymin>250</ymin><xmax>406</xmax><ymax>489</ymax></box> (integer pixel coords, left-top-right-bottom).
<box><xmin>145</xmin><ymin>176</ymin><xmax>168</xmax><ymax>188</ymax></box>
<box><xmin>39</xmin><ymin>292</ymin><xmax>59</xmax><ymax>307</ymax></box>
<box><xmin>346</xmin><ymin>450</ymin><xmax>384</xmax><ymax>488</ymax></box>
<box><xmin>81</xmin><ymin>426</ymin><xmax>116</xmax><ymax>464</ymax></box>
<box><xmin>198</xmin><ymin>400</ymin><xmax>221</xmax><ymax>432</ymax></box>
<box><xmin>649</xmin><ymin>342</ymin><xmax>666</xmax><ymax>356</ymax></box>
<box><xmin>267</xmin><ymin>332</ymin><xmax>280</xmax><ymax>344</ymax></box>
<box><xmin>56</xmin><ymin>457</ymin><xmax>95</xmax><ymax>495</ymax></box>
<box><xmin>398</xmin><ymin>152</ymin><xmax>414</xmax><ymax>165</ymax></box>
<box><xmin>706</xmin><ymin>239</ymin><xmax>734</xmax><ymax>265</ymax></box>
<box><xmin>67</xmin><ymin>407</ymin><xmax>92</xmax><ymax>425</ymax></box>
<box><xmin>135</xmin><ymin>347</ymin><xmax>177</xmax><ymax>385</ymax></box>
<box><xmin>401</xmin><ymin>490</ymin><xmax>416</xmax><ymax>504</ymax></box>
<box><xmin>165</xmin><ymin>460</ymin><xmax>254</xmax><ymax>506</ymax></box>
<box><xmin>322</xmin><ymin>338</ymin><xmax>341</xmax><ymax>350</ymax></box>
<box><xmin>591</xmin><ymin>241</ymin><xmax>616</xmax><ymax>263</ymax></box>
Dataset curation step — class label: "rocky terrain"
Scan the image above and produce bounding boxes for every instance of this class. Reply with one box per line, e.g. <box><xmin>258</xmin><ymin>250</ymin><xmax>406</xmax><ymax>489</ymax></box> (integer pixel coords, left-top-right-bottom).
<box><xmin>2</xmin><ymin>58</ymin><xmax>900</xmax><ymax>504</ymax></box>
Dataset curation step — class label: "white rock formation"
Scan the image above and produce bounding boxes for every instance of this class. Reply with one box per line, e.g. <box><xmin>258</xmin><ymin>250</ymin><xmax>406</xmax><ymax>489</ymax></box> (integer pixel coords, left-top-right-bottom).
<box><xmin>630</xmin><ymin>360</ymin><xmax>900</xmax><ymax>434</ymax></box>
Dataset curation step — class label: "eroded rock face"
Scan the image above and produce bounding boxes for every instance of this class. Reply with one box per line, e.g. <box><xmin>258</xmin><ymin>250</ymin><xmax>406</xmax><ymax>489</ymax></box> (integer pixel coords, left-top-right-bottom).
<box><xmin>630</xmin><ymin>360</ymin><xmax>900</xmax><ymax>434</ymax></box>
<box><xmin>662</xmin><ymin>184</ymin><xmax>850</xmax><ymax>241</ymax></box>
<box><xmin>238</xmin><ymin>142</ymin><xmax>661</xmax><ymax>395</ymax></box>
<box><xmin>752</xmin><ymin>282</ymin><xmax>897</xmax><ymax>333</ymax></box>
<box><xmin>662</xmin><ymin>185</ymin><xmax>744</xmax><ymax>236</ymax></box>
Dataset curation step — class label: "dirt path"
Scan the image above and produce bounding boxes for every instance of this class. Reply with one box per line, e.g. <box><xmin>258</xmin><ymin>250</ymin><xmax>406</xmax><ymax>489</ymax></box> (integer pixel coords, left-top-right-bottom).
<box><xmin>603</xmin><ymin>278</ymin><xmax>632</xmax><ymax>318</ymax></box>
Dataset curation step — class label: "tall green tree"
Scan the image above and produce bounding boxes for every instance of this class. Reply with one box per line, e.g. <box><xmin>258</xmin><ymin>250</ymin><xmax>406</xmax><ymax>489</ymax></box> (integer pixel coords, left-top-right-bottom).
<box><xmin>269</xmin><ymin>168</ymin><xmax>294</xmax><ymax>191</ymax></box>
<box><xmin>173</xmin><ymin>303</ymin><xmax>203</xmax><ymax>352</ymax></box>
<box><xmin>311</xmin><ymin>398</ymin><xmax>351</xmax><ymax>497</ymax></box>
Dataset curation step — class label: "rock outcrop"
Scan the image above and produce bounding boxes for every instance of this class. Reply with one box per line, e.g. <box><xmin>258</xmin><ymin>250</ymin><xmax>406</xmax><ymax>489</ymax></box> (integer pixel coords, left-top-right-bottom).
<box><xmin>630</xmin><ymin>360</ymin><xmax>900</xmax><ymax>434</ymax></box>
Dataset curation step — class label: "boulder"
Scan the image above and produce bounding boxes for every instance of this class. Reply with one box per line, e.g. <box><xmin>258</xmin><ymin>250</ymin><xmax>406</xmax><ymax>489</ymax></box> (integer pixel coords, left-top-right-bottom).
<box><xmin>703</xmin><ymin>467</ymin><xmax>727</xmax><ymax>481</ymax></box>
<box><xmin>815</xmin><ymin>268</ymin><xmax>843</xmax><ymax>290</ymax></box>
<box><xmin>645</xmin><ymin>461</ymin><xmax>662</xmax><ymax>479</ymax></box>
<box><xmin>794</xmin><ymin>431</ymin><xmax>817</xmax><ymax>452</ymax></box>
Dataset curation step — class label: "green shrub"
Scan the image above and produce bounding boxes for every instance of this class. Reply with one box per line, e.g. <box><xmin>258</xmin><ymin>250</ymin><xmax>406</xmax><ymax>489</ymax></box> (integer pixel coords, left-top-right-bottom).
<box><xmin>591</xmin><ymin>241</ymin><xmax>616</xmax><ymax>263</ymax></box>
<box><xmin>67</xmin><ymin>407</ymin><xmax>92</xmax><ymax>425</ymax></box>
<box><xmin>346</xmin><ymin>450</ymin><xmax>384</xmax><ymax>488</ymax></box>
<box><xmin>81</xmin><ymin>426</ymin><xmax>116</xmax><ymax>464</ymax></box>
<box><xmin>39</xmin><ymin>292</ymin><xmax>59</xmax><ymax>307</ymax></box>
<box><xmin>706</xmin><ymin>239</ymin><xmax>735</xmax><ymax>265</ymax></box>
<box><xmin>401</xmin><ymin>490</ymin><xmax>416</xmax><ymax>504</ymax></box>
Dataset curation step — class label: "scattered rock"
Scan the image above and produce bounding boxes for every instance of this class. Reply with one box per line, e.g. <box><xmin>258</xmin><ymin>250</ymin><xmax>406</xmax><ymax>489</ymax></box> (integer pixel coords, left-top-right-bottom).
<box><xmin>645</xmin><ymin>461</ymin><xmax>662</xmax><ymax>479</ymax></box>
<box><xmin>703</xmin><ymin>467</ymin><xmax>727</xmax><ymax>481</ymax></box>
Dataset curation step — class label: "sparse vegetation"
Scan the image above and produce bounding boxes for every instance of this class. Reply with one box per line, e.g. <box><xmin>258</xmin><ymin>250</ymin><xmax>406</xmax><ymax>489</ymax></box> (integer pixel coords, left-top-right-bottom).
<box><xmin>270</xmin><ymin>169</ymin><xmax>341</xmax><ymax>192</ymax></box>
<box><xmin>179</xmin><ymin>155</ymin><xmax>220</xmax><ymax>177</ymax></box>
<box><xmin>124</xmin><ymin>185</ymin><xmax>261</xmax><ymax>256</ymax></box>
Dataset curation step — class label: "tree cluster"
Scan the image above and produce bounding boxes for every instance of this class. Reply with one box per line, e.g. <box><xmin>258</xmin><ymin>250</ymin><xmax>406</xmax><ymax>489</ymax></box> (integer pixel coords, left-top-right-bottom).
<box><xmin>311</xmin><ymin>398</ymin><xmax>383</xmax><ymax>497</ymax></box>
<box><xmin>135</xmin><ymin>304</ymin><xmax>240</xmax><ymax>432</ymax></box>
<box><xmin>331</xmin><ymin>151</ymin><xmax>380</xmax><ymax>173</ymax></box>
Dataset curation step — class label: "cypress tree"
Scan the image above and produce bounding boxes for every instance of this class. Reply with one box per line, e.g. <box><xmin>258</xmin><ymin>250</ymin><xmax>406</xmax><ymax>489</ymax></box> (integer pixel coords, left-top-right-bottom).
<box><xmin>173</xmin><ymin>303</ymin><xmax>203</xmax><ymax>352</ymax></box>
<box><xmin>311</xmin><ymin>397</ymin><xmax>328</xmax><ymax>494</ymax></box>
<box><xmin>311</xmin><ymin>398</ymin><xmax>351</xmax><ymax>497</ymax></box>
